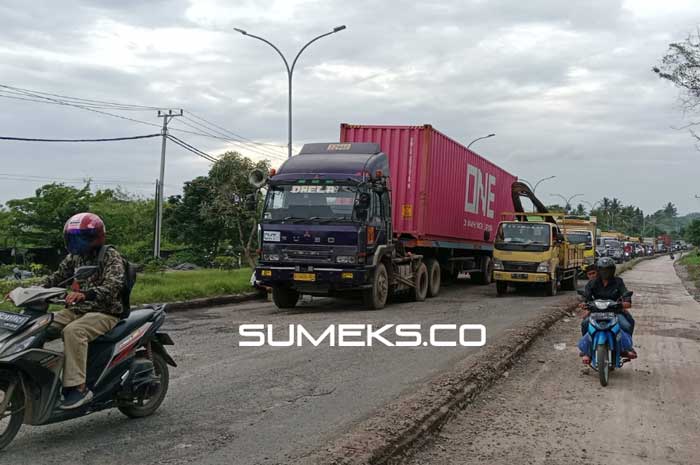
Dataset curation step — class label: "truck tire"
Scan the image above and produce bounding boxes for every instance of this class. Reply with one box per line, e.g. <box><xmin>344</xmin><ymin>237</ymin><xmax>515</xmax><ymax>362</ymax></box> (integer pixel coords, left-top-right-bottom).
<box><xmin>425</xmin><ymin>258</ymin><xmax>441</xmax><ymax>297</ymax></box>
<box><xmin>544</xmin><ymin>276</ymin><xmax>558</xmax><ymax>296</ymax></box>
<box><xmin>561</xmin><ymin>272</ymin><xmax>577</xmax><ymax>291</ymax></box>
<box><xmin>471</xmin><ymin>256</ymin><xmax>493</xmax><ymax>285</ymax></box>
<box><xmin>363</xmin><ymin>263</ymin><xmax>389</xmax><ymax>310</ymax></box>
<box><xmin>496</xmin><ymin>281</ymin><xmax>508</xmax><ymax>296</ymax></box>
<box><xmin>412</xmin><ymin>262</ymin><xmax>429</xmax><ymax>302</ymax></box>
<box><xmin>272</xmin><ymin>287</ymin><xmax>299</xmax><ymax>309</ymax></box>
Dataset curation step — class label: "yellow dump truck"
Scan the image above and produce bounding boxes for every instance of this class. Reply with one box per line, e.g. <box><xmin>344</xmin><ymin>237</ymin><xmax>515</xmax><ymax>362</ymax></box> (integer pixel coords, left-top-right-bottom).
<box><xmin>493</xmin><ymin>212</ymin><xmax>587</xmax><ymax>296</ymax></box>
<box><xmin>558</xmin><ymin>215</ymin><xmax>597</xmax><ymax>269</ymax></box>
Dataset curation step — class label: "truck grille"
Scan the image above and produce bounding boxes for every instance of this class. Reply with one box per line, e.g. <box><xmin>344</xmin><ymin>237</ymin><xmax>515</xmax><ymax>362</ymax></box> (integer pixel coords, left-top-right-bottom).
<box><xmin>502</xmin><ymin>261</ymin><xmax>540</xmax><ymax>273</ymax></box>
<box><xmin>282</xmin><ymin>246</ymin><xmax>333</xmax><ymax>263</ymax></box>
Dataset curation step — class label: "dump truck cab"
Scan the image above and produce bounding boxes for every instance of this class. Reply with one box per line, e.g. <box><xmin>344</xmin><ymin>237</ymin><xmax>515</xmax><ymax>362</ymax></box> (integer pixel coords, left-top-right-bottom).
<box><xmin>493</xmin><ymin>212</ymin><xmax>585</xmax><ymax>296</ymax></box>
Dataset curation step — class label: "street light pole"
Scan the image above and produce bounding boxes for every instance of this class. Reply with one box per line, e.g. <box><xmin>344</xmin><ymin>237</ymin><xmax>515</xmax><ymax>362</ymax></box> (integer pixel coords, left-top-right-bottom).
<box><xmin>234</xmin><ymin>25</ymin><xmax>347</xmax><ymax>158</ymax></box>
<box><xmin>520</xmin><ymin>175</ymin><xmax>556</xmax><ymax>194</ymax></box>
<box><xmin>466</xmin><ymin>133</ymin><xmax>495</xmax><ymax>150</ymax></box>
<box><xmin>550</xmin><ymin>193</ymin><xmax>583</xmax><ymax>213</ymax></box>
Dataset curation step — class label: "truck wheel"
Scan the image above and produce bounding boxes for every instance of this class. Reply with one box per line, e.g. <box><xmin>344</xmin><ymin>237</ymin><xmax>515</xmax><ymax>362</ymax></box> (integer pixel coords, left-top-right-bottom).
<box><xmin>471</xmin><ymin>256</ymin><xmax>493</xmax><ymax>285</ymax></box>
<box><xmin>496</xmin><ymin>281</ymin><xmax>508</xmax><ymax>296</ymax></box>
<box><xmin>561</xmin><ymin>273</ymin><xmax>577</xmax><ymax>291</ymax></box>
<box><xmin>272</xmin><ymin>287</ymin><xmax>299</xmax><ymax>309</ymax></box>
<box><xmin>425</xmin><ymin>258</ymin><xmax>441</xmax><ymax>297</ymax></box>
<box><xmin>544</xmin><ymin>277</ymin><xmax>558</xmax><ymax>296</ymax></box>
<box><xmin>363</xmin><ymin>263</ymin><xmax>389</xmax><ymax>310</ymax></box>
<box><xmin>412</xmin><ymin>262</ymin><xmax>429</xmax><ymax>302</ymax></box>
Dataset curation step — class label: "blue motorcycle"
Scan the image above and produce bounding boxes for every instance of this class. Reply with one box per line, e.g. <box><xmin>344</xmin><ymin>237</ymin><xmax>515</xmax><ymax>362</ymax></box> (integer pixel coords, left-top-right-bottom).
<box><xmin>578</xmin><ymin>291</ymin><xmax>634</xmax><ymax>386</ymax></box>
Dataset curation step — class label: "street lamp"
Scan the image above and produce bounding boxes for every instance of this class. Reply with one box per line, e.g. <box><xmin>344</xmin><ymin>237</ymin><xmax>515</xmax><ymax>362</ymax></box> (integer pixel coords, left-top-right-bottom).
<box><xmin>582</xmin><ymin>200</ymin><xmax>602</xmax><ymax>212</ymax></box>
<box><xmin>520</xmin><ymin>175</ymin><xmax>556</xmax><ymax>194</ymax></box>
<box><xmin>466</xmin><ymin>133</ymin><xmax>495</xmax><ymax>150</ymax></box>
<box><xmin>234</xmin><ymin>25</ymin><xmax>347</xmax><ymax>158</ymax></box>
<box><xmin>550</xmin><ymin>193</ymin><xmax>583</xmax><ymax>212</ymax></box>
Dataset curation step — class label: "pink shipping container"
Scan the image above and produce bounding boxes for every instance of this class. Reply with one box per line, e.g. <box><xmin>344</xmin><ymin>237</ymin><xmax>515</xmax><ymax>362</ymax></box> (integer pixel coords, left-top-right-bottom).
<box><xmin>340</xmin><ymin>124</ymin><xmax>517</xmax><ymax>248</ymax></box>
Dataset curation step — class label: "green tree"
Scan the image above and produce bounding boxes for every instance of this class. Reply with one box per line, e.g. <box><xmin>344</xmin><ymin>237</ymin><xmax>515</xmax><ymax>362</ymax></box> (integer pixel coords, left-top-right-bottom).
<box><xmin>165</xmin><ymin>176</ymin><xmax>227</xmax><ymax>260</ymax></box>
<box><xmin>684</xmin><ymin>219</ymin><xmax>700</xmax><ymax>246</ymax></box>
<box><xmin>206</xmin><ymin>152</ymin><xmax>269</xmax><ymax>268</ymax></box>
<box><xmin>5</xmin><ymin>183</ymin><xmax>92</xmax><ymax>248</ymax></box>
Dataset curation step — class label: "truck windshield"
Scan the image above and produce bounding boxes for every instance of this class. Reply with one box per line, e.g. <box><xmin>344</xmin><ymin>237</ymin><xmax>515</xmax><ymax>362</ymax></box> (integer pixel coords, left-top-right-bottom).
<box><xmin>263</xmin><ymin>184</ymin><xmax>358</xmax><ymax>222</ymax></box>
<box><xmin>603</xmin><ymin>239</ymin><xmax>621</xmax><ymax>248</ymax></box>
<box><xmin>566</xmin><ymin>231</ymin><xmax>592</xmax><ymax>246</ymax></box>
<box><xmin>496</xmin><ymin>223</ymin><xmax>550</xmax><ymax>246</ymax></box>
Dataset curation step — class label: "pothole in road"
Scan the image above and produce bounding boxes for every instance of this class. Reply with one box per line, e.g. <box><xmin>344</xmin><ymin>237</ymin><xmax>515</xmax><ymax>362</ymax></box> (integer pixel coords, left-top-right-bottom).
<box><xmin>643</xmin><ymin>327</ymin><xmax>700</xmax><ymax>342</ymax></box>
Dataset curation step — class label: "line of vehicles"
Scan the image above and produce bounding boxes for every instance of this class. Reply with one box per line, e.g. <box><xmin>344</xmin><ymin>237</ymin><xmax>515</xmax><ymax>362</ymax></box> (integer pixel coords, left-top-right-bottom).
<box><xmin>248</xmin><ymin>123</ymin><xmax>678</xmax><ymax>310</ymax></box>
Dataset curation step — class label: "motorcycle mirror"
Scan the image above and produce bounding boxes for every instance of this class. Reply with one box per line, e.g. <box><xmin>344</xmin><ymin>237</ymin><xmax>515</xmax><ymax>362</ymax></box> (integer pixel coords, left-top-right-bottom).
<box><xmin>576</xmin><ymin>289</ymin><xmax>585</xmax><ymax>297</ymax></box>
<box><xmin>74</xmin><ymin>266</ymin><xmax>99</xmax><ymax>281</ymax></box>
<box><xmin>623</xmin><ymin>291</ymin><xmax>633</xmax><ymax>298</ymax></box>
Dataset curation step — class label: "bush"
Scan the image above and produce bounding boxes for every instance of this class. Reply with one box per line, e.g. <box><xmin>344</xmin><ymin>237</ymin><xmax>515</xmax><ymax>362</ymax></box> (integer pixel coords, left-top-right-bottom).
<box><xmin>212</xmin><ymin>255</ymin><xmax>240</xmax><ymax>270</ymax></box>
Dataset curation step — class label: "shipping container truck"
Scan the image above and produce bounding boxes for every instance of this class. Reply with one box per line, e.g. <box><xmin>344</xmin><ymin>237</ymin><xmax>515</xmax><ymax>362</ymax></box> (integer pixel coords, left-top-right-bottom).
<box><xmin>252</xmin><ymin>124</ymin><xmax>517</xmax><ymax>309</ymax></box>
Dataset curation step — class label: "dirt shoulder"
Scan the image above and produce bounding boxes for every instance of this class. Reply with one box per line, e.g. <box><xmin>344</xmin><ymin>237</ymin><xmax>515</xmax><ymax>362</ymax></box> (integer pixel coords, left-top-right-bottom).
<box><xmin>402</xmin><ymin>256</ymin><xmax>700</xmax><ymax>465</ymax></box>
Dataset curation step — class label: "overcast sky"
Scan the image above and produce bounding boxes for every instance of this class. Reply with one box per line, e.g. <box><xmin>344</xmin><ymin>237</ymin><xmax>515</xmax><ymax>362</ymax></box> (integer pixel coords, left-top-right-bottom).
<box><xmin>1</xmin><ymin>0</ymin><xmax>699</xmax><ymax>214</ymax></box>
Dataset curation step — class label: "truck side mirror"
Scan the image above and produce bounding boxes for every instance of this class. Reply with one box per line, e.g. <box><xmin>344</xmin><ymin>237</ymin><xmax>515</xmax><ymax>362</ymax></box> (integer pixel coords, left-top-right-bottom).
<box><xmin>483</xmin><ymin>230</ymin><xmax>491</xmax><ymax>242</ymax></box>
<box><xmin>244</xmin><ymin>193</ymin><xmax>257</xmax><ymax>211</ymax></box>
<box><xmin>355</xmin><ymin>193</ymin><xmax>371</xmax><ymax>210</ymax></box>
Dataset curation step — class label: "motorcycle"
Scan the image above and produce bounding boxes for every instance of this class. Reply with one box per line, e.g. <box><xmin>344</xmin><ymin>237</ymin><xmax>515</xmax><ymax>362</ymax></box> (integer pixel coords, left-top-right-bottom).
<box><xmin>0</xmin><ymin>266</ymin><xmax>176</xmax><ymax>450</ymax></box>
<box><xmin>578</xmin><ymin>290</ymin><xmax>634</xmax><ymax>387</ymax></box>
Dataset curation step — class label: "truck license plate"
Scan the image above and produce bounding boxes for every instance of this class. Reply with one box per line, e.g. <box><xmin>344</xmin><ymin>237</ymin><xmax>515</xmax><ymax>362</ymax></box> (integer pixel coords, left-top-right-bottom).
<box><xmin>511</xmin><ymin>273</ymin><xmax>528</xmax><ymax>279</ymax></box>
<box><xmin>293</xmin><ymin>273</ymin><xmax>316</xmax><ymax>282</ymax></box>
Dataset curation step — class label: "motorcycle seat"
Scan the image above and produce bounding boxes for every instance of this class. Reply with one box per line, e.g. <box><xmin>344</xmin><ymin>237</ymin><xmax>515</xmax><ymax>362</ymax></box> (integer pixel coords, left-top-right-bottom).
<box><xmin>94</xmin><ymin>309</ymin><xmax>157</xmax><ymax>343</ymax></box>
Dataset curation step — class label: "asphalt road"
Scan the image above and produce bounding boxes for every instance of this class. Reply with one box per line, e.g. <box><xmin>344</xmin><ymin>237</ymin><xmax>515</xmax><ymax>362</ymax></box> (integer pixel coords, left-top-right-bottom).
<box><xmin>405</xmin><ymin>257</ymin><xmax>700</xmax><ymax>465</ymax></box>
<box><xmin>3</xmin><ymin>279</ymin><xmax>574</xmax><ymax>465</ymax></box>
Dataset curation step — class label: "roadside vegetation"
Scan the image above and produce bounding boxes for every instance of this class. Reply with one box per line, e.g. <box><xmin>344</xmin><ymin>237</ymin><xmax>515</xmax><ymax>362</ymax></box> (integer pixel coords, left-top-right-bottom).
<box><xmin>680</xmin><ymin>251</ymin><xmax>700</xmax><ymax>284</ymax></box>
<box><xmin>0</xmin><ymin>268</ymin><xmax>253</xmax><ymax>312</ymax></box>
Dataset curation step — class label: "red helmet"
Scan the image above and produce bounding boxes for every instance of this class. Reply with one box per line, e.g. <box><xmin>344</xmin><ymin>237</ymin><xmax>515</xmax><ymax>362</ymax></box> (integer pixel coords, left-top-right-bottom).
<box><xmin>63</xmin><ymin>213</ymin><xmax>106</xmax><ymax>255</ymax></box>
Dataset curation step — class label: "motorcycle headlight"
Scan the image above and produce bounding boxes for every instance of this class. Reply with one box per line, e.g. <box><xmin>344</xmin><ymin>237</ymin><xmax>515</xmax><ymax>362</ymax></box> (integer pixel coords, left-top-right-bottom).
<box><xmin>336</xmin><ymin>255</ymin><xmax>356</xmax><ymax>264</ymax></box>
<box><xmin>0</xmin><ymin>314</ymin><xmax>52</xmax><ymax>357</ymax></box>
<box><xmin>537</xmin><ymin>261</ymin><xmax>550</xmax><ymax>273</ymax></box>
<box><xmin>263</xmin><ymin>254</ymin><xmax>280</xmax><ymax>261</ymax></box>
<box><xmin>493</xmin><ymin>259</ymin><xmax>504</xmax><ymax>270</ymax></box>
<box><xmin>594</xmin><ymin>301</ymin><xmax>611</xmax><ymax>310</ymax></box>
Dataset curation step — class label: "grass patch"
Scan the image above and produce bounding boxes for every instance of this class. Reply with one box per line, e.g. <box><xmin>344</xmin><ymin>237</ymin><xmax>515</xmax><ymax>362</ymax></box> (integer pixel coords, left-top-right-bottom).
<box><xmin>680</xmin><ymin>251</ymin><xmax>700</xmax><ymax>283</ymax></box>
<box><xmin>0</xmin><ymin>268</ymin><xmax>254</xmax><ymax>312</ymax></box>
<box><xmin>130</xmin><ymin>268</ymin><xmax>254</xmax><ymax>305</ymax></box>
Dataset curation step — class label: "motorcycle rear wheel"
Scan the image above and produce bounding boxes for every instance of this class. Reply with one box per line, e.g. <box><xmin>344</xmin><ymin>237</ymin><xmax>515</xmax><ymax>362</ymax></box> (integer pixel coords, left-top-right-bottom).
<box><xmin>0</xmin><ymin>374</ymin><xmax>24</xmax><ymax>451</ymax></box>
<box><xmin>118</xmin><ymin>352</ymin><xmax>170</xmax><ymax>418</ymax></box>
<box><xmin>596</xmin><ymin>345</ymin><xmax>609</xmax><ymax>387</ymax></box>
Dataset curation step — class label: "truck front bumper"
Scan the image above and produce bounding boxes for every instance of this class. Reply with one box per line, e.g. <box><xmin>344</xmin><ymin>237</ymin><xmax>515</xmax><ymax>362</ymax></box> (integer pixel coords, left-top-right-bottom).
<box><xmin>255</xmin><ymin>266</ymin><xmax>369</xmax><ymax>290</ymax></box>
<box><xmin>494</xmin><ymin>271</ymin><xmax>551</xmax><ymax>283</ymax></box>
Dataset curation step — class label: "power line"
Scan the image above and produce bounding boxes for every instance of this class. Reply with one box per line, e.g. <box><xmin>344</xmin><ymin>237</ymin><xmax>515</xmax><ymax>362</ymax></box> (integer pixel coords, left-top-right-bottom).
<box><xmin>170</xmin><ymin>119</ymin><xmax>287</xmax><ymax>160</ymax></box>
<box><xmin>0</xmin><ymin>133</ymin><xmax>161</xmax><ymax>142</ymax></box>
<box><xmin>185</xmin><ymin>112</ymin><xmax>286</xmax><ymax>148</ymax></box>
<box><xmin>0</xmin><ymin>173</ymin><xmax>174</xmax><ymax>188</ymax></box>
<box><xmin>0</xmin><ymin>84</ymin><xmax>290</xmax><ymax>156</ymax></box>
<box><xmin>0</xmin><ymin>84</ymin><xmax>159</xmax><ymax>110</ymax></box>
<box><xmin>167</xmin><ymin>134</ymin><xmax>218</xmax><ymax>163</ymax></box>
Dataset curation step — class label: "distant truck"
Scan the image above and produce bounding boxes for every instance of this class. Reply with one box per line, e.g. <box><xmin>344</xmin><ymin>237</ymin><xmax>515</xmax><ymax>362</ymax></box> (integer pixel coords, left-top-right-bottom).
<box><xmin>493</xmin><ymin>210</ymin><xmax>586</xmax><ymax>296</ymax></box>
<box><xmin>558</xmin><ymin>215</ymin><xmax>597</xmax><ymax>269</ymax></box>
<box><xmin>252</xmin><ymin>124</ymin><xmax>517</xmax><ymax>309</ymax></box>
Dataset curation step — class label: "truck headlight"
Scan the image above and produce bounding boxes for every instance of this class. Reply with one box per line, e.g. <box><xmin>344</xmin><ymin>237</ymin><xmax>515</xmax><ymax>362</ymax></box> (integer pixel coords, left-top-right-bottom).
<box><xmin>263</xmin><ymin>254</ymin><xmax>280</xmax><ymax>261</ymax></box>
<box><xmin>537</xmin><ymin>261</ymin><xmax>550</xmax><ymax>273</ymax></box>
<box><xmin>493</xmin><ymin>259</ymin><xmax>504</xmax><ymax>271</ymax></box>
<box><xmin>336</xmin><ymin>255</ymin><xmax>356</xmax><ymax>264</ymax></box>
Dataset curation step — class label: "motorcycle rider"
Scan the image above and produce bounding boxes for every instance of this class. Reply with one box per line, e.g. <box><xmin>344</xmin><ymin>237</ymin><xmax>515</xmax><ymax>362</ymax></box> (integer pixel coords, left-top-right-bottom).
<box><xmin>578</xmin><ymin>257</ymin><xmax>636</xmax><ymax>363</ymax></box>
<box><xmin>42</xmin><ymin>213</ymin><xmax>125</xmax><ymax>409</ymax></box>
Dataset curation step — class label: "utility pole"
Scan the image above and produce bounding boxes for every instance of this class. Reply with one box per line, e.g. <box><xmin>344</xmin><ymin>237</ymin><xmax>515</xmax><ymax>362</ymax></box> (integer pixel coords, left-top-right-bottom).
<box><xmin>154</xmin><ymin>109</ymin><xmax>183</xmax><ymax>258</ymax></box>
